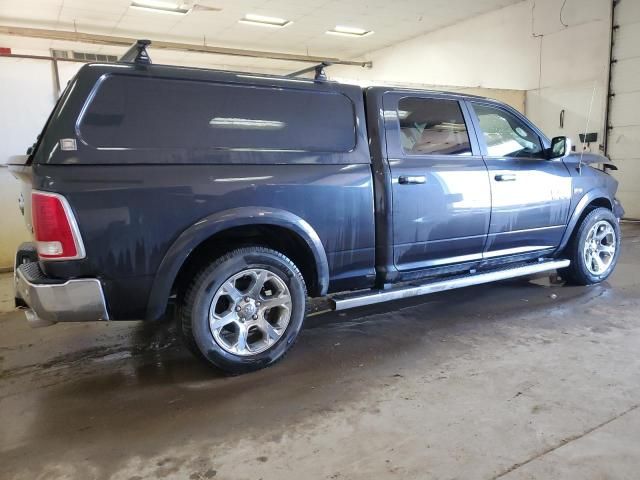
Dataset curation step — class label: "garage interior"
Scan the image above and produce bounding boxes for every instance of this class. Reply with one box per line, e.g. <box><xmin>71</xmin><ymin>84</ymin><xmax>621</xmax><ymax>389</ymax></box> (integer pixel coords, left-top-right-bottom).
<box><xmin>1</xmin><ymin>0</ymin><xmax>639</xmax><ymax>478</ymax></box>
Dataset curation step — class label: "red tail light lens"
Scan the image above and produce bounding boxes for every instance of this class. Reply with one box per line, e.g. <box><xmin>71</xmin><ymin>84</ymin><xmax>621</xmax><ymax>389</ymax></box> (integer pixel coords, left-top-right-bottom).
<box><xmin>31</xmin><ymin>191</ymin><xmax>85</xmax><ymax>260</ymax></box>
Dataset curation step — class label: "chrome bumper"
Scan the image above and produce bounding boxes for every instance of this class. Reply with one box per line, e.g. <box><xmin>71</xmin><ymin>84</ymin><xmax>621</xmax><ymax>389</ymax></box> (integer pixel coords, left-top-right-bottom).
<box><xmin>15</xmin><ymin>262</ymin><xmax>110</xmax><ymax>328</ymax></box>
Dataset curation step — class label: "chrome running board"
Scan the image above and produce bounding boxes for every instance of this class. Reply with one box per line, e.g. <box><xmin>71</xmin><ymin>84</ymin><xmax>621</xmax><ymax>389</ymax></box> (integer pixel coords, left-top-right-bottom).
<box><xmin>331</xmin><ymin>259</ymin><xmax>570</xmax><ymax>311</ymax></box>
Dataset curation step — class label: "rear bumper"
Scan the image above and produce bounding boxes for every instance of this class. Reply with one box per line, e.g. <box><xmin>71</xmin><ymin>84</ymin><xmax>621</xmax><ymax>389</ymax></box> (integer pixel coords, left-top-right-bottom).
<box><xmin>15</xmin><ymin>261</ymin><xmax>110</xmax><ymax>328</ymax></box>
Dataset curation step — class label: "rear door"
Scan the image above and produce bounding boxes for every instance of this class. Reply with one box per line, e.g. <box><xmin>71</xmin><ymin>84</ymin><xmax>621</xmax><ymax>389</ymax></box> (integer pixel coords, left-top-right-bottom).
<box><xmin>467</xmin><ymin>101</ymin><xmax>572</xmax><ymax>259</ymax></box>
<box><xmin>383</xmin><ymin>93</ymin><xmax>491</xmax><ymax>271</ymax></box>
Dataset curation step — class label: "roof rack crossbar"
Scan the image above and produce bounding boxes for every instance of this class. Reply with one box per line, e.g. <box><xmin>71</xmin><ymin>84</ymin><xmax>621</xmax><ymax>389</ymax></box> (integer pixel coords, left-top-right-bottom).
<box><xmin>119</xmin><ymin>39</ymin><xmax>152</xmax><ymax>64</ymax></box>
<box><xmin>286</xmin><ymin>62</ymin><xmax>332</xmax><ymax>81</ymax></box>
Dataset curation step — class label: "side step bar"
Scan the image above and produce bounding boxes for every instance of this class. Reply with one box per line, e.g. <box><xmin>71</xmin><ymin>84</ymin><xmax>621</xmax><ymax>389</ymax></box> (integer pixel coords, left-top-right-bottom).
<box><xmin>331</xmin><ymin>259</ymin><xmax>570</xmax><ymax>311</ymax></box>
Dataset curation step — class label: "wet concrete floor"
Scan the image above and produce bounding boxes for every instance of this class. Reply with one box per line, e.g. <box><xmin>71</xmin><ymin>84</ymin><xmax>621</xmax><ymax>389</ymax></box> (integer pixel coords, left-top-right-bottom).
<box><xmin>1</xmin><ymin>224</ymin><xmax>639</xmax><ymax>480</ymax></box>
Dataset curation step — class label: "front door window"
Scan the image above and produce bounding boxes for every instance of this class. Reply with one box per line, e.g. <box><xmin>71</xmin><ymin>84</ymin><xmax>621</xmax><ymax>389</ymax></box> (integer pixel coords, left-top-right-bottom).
<box><xmin>472</xmin><ymin>104</ymin><xmax>544</xmax><ymax>158</ymax></box>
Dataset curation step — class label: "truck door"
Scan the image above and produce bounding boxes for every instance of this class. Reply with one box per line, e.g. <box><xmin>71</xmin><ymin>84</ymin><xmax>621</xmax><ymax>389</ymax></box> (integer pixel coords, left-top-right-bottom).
<box><xmin>382</xmin><ymin>93</ymin><xmax>491</xmax><ymax>271</ymax></box>
<box><xmin>466</xmin><ymin>101</ymin><xmax>572</xmax><ymax>259</ymax></box>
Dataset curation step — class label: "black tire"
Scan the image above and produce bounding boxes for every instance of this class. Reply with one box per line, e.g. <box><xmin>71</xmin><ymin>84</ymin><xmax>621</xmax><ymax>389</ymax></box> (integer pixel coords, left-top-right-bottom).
<box><xmin>180</xmin><ymin>246</ymin><xmax>307</xmax><ymax>374</ymax></box>
<box><xmin>560</xmin><ymin>207</ymin><xmax>621</xmax><ymax>285</ymax></box>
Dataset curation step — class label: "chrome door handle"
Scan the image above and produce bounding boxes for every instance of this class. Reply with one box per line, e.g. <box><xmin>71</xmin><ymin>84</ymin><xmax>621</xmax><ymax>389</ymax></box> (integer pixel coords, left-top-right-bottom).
<box><xmin>398</xmin><ymin>175</ymin><xmax>426</xmax><ymax>185</ymax></box>
<box><xmin>495</xmin><ymin>174</ymin><xmax>516</xmax><ymax>182</ymax></box>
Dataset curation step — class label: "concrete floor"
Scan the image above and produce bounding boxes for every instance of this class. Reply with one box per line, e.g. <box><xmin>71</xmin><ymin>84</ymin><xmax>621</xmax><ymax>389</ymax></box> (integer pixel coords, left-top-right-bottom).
<box><xmin>1</xmin><ymin>225</ymin><xmax>639</xmax><ymax>480</ymax></box>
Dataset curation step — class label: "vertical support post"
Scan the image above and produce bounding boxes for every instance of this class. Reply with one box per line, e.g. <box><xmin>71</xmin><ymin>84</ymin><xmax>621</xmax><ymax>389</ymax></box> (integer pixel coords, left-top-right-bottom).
<box><xmin>51</xmin><ymin>57</ymin><xmax>61</xmax><ymax>97</ymax></box>
<box><xmin>603</xmin><ymin>0</ymin><xmax>619</xmax><ymax>157</ymax></box>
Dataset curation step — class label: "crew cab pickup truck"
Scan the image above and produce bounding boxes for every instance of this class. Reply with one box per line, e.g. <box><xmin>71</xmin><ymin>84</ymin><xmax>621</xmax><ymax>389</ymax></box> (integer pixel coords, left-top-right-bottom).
<box><xmin>10</xmin><ymin>51</ymin><xmax>624</xmax><ymax>373</ymax></box>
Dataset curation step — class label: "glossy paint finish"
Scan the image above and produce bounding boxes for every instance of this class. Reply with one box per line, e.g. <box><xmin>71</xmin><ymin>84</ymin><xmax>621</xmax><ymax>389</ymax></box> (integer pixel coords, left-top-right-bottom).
<box><xmin>34</xmin><ymin>163</ymin><xmax>375</xmax><ymax>320</ymax></box>
<box><xmin>30</xmin><ymin>63</ymin><xmax>375</xmax><ymax>320</ymax></box>
<box><xmin>481</xmin><ymin>156</ymin><xmax>572</xmax><ymax>253</ymax></box>
<box><xmin>381</xmin><ymin>92</ymin><xmax>491</xmax><ymax>271</ymax></box>
<box><xmin>555</xmin><ymin>158</ymin><xmax>620</xmax><ymax>253</ymax></box>
<box><xmin>466</xmin><ymin>100</ymin><xmax>573</xmax><ymax>257</ymax></box>
<box><xmin>24</xmin><ymin>63</ymin><xmax>622</xmax><ymax>321</ymax></box>
<box><xmin>146</xmin><ymin>206</ymin><xmax>332</xmax><ymax>322</ymax></box>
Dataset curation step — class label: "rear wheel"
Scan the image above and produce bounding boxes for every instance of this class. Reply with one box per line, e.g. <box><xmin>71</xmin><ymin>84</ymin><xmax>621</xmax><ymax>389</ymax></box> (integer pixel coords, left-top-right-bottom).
<box><xmin>560</xmin><ymin>207</ymin><xmax>621</xmax><ymax>285</ymax></box>
<box><xmin>180</xmin><ymin>246</ymin><xmax>307</xmax><ymax>374</ymax></box>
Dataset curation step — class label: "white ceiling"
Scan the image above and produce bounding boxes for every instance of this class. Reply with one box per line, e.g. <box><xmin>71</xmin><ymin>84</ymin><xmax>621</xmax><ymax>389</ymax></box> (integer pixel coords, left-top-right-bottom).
<box><xmin>0</xmin><ymin>0</ymin><xmax>523</xmax><ymax>62</ymax></box>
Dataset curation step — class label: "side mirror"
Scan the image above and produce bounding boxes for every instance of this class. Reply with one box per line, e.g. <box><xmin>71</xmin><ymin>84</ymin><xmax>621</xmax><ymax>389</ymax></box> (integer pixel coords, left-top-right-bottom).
<box><xmin>548</xmin><ymin>136</ymin><xmax>572</xmax><ymax>160</ymax></box>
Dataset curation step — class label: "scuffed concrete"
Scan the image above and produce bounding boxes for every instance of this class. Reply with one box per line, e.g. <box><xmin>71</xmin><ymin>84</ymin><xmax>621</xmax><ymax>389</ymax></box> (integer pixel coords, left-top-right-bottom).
<box><xmin>1</xmin><ymin>224</ymin><xmax>639</xmax><ymax>480</ymax></box>
<box><xmin>0</xmin><ymin>271</ymin><xmax>15</xmax><ymax>313</ymax></box>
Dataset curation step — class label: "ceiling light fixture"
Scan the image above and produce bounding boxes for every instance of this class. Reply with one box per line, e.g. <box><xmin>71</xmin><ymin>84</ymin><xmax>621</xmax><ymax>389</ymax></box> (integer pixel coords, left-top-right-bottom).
<box><xmin>239</xmin><ymin>14</ymin><xmax>292</xmax><ymax>28</ymax></box>
<box><xmin>130</xmin><ymin>1</ymin><xmax>191</xmax><ymax>15</ymax></box>
<box><xmin>326</xmin><ymin>25</ymin><xmax>373</xmax><ymax>37</ymax></box>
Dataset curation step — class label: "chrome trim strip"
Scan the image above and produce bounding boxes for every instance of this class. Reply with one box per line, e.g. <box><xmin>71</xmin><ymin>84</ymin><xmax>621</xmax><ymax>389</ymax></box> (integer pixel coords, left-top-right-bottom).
<box><xmin>32</xmin><ymin>190</ymin><xmax>86</xmax><ymax>261</ymax></box>
<box><xmin>483</xmin><ymin>245</ymin><xmax>554</xmax><ymax>259</ymax></box>
<box><xmin>494</xmin><ymin>225</ymin><xmax>564</xmax><ymax>235</ymax></box>
<box><xmin>332</xmin><ymin>259</ymin><xmax>570</xmax><ymax>311</ymax></box>
<box><xmin>15</xmin><ymin>267</ymin><xmax>109</xmax><ymax>324</ymax></box>
<box><xmin>399</xmin><ymin>252</ymin><xmax>483</xmax><ymax>270</ymax></box>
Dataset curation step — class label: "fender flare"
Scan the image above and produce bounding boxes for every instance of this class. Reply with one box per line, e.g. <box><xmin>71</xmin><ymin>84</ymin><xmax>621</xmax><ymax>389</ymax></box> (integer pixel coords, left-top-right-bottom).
<box><xmin>556</xmin><ymin>188</ymin><xmax>614</xmax><ymax>253</ymax></box>
<box><xmin>145</xmin><ymin>207</ymin><xmax>329</xmax><ymax>321</ymax></box>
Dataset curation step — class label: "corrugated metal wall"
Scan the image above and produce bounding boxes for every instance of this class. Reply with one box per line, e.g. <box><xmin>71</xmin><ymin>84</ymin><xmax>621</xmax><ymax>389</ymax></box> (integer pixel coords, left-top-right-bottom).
<box><xmin>608</xmin><ymin>0</ymin><xmax>640</xmax><ymax>218</ymax></box>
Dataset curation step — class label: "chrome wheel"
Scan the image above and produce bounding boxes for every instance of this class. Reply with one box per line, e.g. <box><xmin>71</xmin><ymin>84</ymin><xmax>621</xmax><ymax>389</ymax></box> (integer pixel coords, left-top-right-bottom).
<box><xmin>209</xmin><ymin>268</ymin><xmax>292</xmax><ymax>356</ymax></box>
<box><xmin>583</xmin><ymin>220</ymin><xmax>616</xmax><ymax>276</ymax></box>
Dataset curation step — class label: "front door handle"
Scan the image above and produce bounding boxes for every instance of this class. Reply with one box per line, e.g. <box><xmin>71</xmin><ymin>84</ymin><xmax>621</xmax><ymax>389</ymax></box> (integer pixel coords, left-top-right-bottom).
<box><xmin>495</xmin><ymin>173</ymin><xmax>516</xmax><ymax>182</ymax></box>
<box><xmin>398</xmin><ymin>175</ymin><xmax>426</xmax><ymax>185</ymax></box>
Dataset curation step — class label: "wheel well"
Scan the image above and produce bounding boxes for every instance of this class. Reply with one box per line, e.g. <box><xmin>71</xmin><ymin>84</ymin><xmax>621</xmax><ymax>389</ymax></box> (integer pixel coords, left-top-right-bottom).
<box><xmin>172</xmin><ymin>225</ymin><xmax>320</xmax><ymax>302</ymax></box>
<box><xmin>585</xmin><ymin>197</ymin><xmax>612</xmax><ymax>212</ymax></box>
<box><xmin>563</xmin><ymin>197</ymin><xmax>613</xmax><ymax>251</ymax></box>
<box><xmin>576</xmin><ymin>198</ymin><xmax>613</xmax><ymax>225</ymax></box>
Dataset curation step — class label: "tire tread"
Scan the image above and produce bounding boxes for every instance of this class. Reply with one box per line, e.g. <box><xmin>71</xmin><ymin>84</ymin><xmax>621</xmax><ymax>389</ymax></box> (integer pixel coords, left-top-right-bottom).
<box><xmin>179</xmin><ymin>246</ymin><xmax>306</xmax><ymax>374</ymax></box>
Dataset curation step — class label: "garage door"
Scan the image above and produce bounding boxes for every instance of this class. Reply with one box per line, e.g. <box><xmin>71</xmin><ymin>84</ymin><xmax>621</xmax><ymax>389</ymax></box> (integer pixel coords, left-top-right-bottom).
<box><xmin>608</xmin><ymin>0</ymin><xmax>640</xmax><ymax>218</ymax></box>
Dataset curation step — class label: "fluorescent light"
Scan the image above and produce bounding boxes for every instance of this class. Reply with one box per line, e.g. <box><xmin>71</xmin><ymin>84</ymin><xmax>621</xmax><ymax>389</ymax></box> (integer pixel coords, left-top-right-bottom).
<box><xmin>239</xmin><ymin>13</ymin><xmax>292</xmax><ymax>28</ymax></box>
<box><xmin>130</xmin><ymin>1</ymin><xmax>190</xmax><ymax>15</ymax></box>
<box><xmin>326</xmin><ymin>25</ymin><xmax>373</xmax><ymax>37</ymax></box>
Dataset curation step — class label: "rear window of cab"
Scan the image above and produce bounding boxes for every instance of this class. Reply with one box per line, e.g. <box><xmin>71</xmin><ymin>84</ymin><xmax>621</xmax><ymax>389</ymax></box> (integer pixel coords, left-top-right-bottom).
<box><xmin>78</xmin><ymin>75</ymin><xmax>356</xmax><ymax>153</ymax></box>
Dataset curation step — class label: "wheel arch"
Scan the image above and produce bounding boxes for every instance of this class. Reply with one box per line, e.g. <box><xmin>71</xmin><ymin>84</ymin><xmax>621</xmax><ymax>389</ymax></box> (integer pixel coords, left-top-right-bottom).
<box><xmin>557</xmin><ymin>189</ymin><xmax>614</xmax><ymax>254</ymax></box>
<box><xmin>145</xmin><ymin>207</ymin><xmax>329</xmax><ymax>321</ymax></box>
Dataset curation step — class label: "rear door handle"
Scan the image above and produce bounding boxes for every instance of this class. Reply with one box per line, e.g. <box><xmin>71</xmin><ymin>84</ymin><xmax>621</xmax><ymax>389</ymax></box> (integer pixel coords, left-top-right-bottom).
<box><xmin>495</xmin><ymin>174</ymin><xmax>516</xmax><ymax>182</ymax></box>
<box><xmin>398</xmin><ymin>175</ymin><xmax>426</xmax><ymax>185</ymax></box>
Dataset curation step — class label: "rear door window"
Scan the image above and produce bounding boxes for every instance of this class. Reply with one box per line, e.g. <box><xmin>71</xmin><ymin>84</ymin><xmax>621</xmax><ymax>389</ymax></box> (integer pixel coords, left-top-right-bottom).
<box><xmin>397</xmin><ymin>97</ymin><xmax>472</xmax><ymax>156</ymax></box>
<box><xmin>79</xmin><ymin>75</ymin><xmax>356</xmax><ymax>152</ymax></box>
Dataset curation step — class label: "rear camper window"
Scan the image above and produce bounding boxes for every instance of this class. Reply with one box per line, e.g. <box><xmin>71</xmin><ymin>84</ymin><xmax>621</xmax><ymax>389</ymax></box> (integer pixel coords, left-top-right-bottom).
<box><xmin>78</xmin><ymin>75</ymin><xmax>356</xmax><ymax>153</ymax></box>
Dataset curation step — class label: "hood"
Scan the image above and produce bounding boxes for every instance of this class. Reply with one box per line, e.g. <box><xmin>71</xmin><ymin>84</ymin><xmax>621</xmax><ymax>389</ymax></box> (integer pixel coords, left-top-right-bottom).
<box><xmin>564</xmin><ymin>152</ymin><xmax>617</xmax><ymax>171</ymax></box>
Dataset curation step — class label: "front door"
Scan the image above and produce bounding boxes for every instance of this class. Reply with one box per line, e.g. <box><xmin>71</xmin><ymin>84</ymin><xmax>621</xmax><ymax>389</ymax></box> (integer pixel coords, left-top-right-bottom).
<box><xmin>467</xmin><ymin>101</ymin><xmax>572</xmax><ymax>259</ymax></box>
<box><xmin>383</xmin><ymin>93</ymin><xmax>491</xmax><ymax>271</ymax></box>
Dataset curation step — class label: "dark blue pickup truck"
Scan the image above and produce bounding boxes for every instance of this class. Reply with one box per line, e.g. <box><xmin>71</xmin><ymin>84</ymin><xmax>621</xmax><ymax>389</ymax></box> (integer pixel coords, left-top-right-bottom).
<box><xmin>10</xmin><ymin>52</ymin><xmax>623</xmax><ymax>373</ymax></box>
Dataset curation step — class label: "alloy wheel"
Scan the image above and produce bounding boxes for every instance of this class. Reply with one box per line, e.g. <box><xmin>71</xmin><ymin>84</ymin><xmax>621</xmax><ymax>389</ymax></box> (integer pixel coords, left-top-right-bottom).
<box><xmin>583</xmin><ymin>220</ymin><xmax>616</xmax><ymax>276</ymax></box>
<box><xmin>209</xmin><ymin>268</ymin><xmax>292</xmax><ymax>356</ymax></box>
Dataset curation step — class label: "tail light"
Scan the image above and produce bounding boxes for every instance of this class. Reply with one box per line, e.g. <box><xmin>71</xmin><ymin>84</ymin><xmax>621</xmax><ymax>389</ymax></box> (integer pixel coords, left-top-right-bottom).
<box><xmin>31</xmin><ymin>191</ymin><xmax>85</xmax><ymax>260</ymax></box>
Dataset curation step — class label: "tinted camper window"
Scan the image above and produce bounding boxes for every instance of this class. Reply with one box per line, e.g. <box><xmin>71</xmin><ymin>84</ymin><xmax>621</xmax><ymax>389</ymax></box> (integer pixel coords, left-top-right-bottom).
<box><xmin>79</xmin><ymin>75</ymin><xmax>356</xmax><ymax>152</ymax></box>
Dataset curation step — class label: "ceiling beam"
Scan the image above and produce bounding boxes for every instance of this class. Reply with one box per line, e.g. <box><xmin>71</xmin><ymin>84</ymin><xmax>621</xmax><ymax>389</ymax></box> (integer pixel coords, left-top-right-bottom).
<box><xmin>0</xmin><ymin>25</ymin><xmax>372</xmax><ymax>68</ymax></box>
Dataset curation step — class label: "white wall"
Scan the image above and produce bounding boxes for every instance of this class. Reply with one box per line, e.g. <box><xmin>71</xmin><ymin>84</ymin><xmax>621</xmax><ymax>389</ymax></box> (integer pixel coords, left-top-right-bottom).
<box><xmin>0</xmin><ymin>57</ymin><xmax>60</xmax><ymax>270</ymax></box>
<box><xmin>331</xmin><ymin>0</ymin><xmax>611</xmax><ymax>150</ymax></box>
<box><xmin>607</xmin><ymin>0</ymin><xmax>640</xmax><ymax>218</ymax></box>
<box><xmin>525</xmin><ymin>0</ymin><xmax>610</xmax><ymax>150</ymax></box>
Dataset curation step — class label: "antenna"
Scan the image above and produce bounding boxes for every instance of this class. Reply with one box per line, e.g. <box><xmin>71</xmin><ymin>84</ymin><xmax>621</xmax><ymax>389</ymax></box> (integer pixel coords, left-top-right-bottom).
<box><xmin>119</xmin><ymin>39</ymin><xmax>152</xmax><ymax>65</ymax></box>
<box><xmin>578</xmin><ymin>81</ymin><xmax>598</xmax><ymax>175</ymax></box>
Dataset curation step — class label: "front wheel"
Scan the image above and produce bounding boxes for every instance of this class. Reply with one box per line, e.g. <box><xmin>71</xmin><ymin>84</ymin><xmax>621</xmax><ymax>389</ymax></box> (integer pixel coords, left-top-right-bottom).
<box><xmin>180</xmin><ymin>246</ymin><xmax>307</xmax><ymax>374</ymax></box>
<box><xmin>560</xmin><ymin>207</ymin><xmax>621</xmax><ymax>285</ymax></box>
